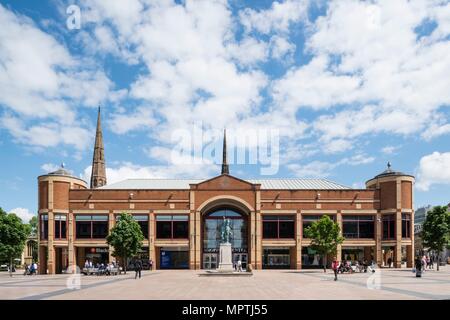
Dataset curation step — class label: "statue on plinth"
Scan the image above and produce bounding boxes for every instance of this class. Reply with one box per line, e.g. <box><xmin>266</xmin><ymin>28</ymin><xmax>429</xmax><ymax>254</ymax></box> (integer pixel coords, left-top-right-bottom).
<box><xmin>220</xmin><ymin>217</ymin><xmax>233</xmax><ymax>244</ymax></box>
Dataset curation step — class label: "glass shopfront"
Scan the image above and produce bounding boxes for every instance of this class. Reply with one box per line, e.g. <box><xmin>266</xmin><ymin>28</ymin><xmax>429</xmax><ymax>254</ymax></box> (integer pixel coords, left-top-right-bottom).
<box><xmin>302</xmin><ymin>247</ymin><xmax>324</xmax><ymax>268</ymax></box>
<box><xmin>202</xmin><ymin>208</ymin><xmax>248</xmax><ymax>269</ymax></box>
<box><xmin>84</xmin><ymin>247</ymin><xmax>109</xmax><ymax>266</ymax></box>
<box><xmin>160</xmin><ymin>247</ymin><xmax>189</xmax><ymax>269</ymax></box>
<box><xmin>262</xmin><ymin>248</ymin><xmax>291</xmax><ymax>269</ymax></box>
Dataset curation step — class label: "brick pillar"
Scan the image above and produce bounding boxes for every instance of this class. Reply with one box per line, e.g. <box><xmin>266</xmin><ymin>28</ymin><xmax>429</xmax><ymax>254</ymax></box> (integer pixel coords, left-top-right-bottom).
<box><xmin>195</xmin><ymin>210</ymin><xmax>201</xmax><ymax>269</ymax></box>
<box><xmin>149</xmin><ymin>212</ymin><xmax>156</xmax><ymax>269</ymax></box>
<box><xmin>395</xmin><ymin>210</ymin><xmax>402</xmax><ymax>268</ymax></box>
<box><xmin>67</xmin><ymin>212</ymin><xmax>75</xmax><ymax>273</ymax></box>
<box><xmin>47</xmin><ymin>211</ymin><xmax>55</xmax><ymax>274</ymax></box>
<box><xmin>189</xmin><ymin>210</ymin><xmax>196</xmax><ymax>269</ymax></box>
<box><xmin>255</xmin><ymin>211</ymin><xmax>262</xmax><ymax>269</ymax></box>
<box><xmin>406</xmin><ymin>245</ymin><xmax>413</xmax><ymax>268</ymax></box>
<box><xmin>249</xmin><ymin>211</ymin><xmax>256</xmax><ymax>268</ymax></box>
<box><xmin>375</xmin><ymin>213</ymin><xmax>382</xmax><ymax>267</ymax></box>
<box><xmin>295</xmin><ymin>211</ymin><xmax>302</xmax><ymax>269</ymax></box>
<box><xmin>336</xmin><ymin>212</ymin><xmax>342</xmax><ymax>262</ymax></box>
<box><xmin>108</xmin><ymin>212</ymin><xmax>114</xmax><ymax>263</ymax></box>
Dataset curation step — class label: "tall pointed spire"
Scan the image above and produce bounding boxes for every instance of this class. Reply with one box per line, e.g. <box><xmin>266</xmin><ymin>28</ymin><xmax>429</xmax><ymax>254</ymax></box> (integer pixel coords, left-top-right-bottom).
<box><xmin>90</xmin><ymin>106</ymin><xmax>107</xmax><ymax>188</ymax></box>
<box><xmin>221</xmin><ymin>128</ymin><xmax>229</xmax><ymax>175</ymax></box>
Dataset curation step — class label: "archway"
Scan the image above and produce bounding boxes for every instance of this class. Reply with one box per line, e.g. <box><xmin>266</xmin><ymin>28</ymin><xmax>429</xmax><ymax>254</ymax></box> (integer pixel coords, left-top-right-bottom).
<box><xmin>201</xmin><ymin>204</ymin><xmax>250</xmax><ymax>270</ymax></box>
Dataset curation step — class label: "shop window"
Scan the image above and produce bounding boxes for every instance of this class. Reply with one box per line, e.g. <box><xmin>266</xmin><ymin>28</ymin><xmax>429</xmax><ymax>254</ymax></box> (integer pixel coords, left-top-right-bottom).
<box><xmin>402</xmin><ymin>213</ymin><xmax>411</xmax><ymax>238</ymax></box>
<box><xmin>156</xmin><ymin>215</ymin><xmax>188</xmax><ymax>239</ymax></box>
<box><xmin>382</xmin><ymin>214</ymin><xmax>395</xmax><ymax>240</ymax></box>
<box><xmin>302</xmin><ymin>215</ymin><xmax>335</xmax><ymax>238</ymax></box>
<box><xmin>343</xmin><ymin>215</ymin><xmax>374</xmax><ymax>239</ymax></box>
<box><xmin>75</xmin><ymin>215</ymin><xmax>108</xmax><ymax>239</ymax></box>
<box><xmin>262</xmin><ymin>216</ymin><xmax>295</xmax><ymax>239</ymax></box>
<box><xmin>116</xmin><ymin>215</ymin><xmax>149</xmax><ymax>239</ymax></box>
<box><xmin>54</xmin><ymin>214</ymin><xmax>67</xmax><ymax>239</ymax></box>
<box><xmin>40</xmin><ymin>214</ymin><xmax>48</xmax><ymax>240</ymax></box>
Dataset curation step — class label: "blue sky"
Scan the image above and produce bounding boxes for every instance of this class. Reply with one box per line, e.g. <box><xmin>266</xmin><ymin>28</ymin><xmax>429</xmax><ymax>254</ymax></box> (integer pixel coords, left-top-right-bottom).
<box><xmin>1</xmin><ymin>0</ymin><xmax>449</xmax><ymax>222</ymax></box>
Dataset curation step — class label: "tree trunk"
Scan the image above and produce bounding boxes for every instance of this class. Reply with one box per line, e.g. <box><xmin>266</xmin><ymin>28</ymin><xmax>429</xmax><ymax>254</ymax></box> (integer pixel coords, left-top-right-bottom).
<box><xmin>9</xmin><ymin>257</ymin><xmax>13</xmax><ymax>277</ymax></box>
<box><xmin>437</xmin><ymin>256</ymin><xmax>440</xmax><ymax>271</ymax></box>
<box><xmin>124</xmin><ymin>255</ymin><xmax>127</xmax><ymax>274</ymax></box>
<box><xmin>323</xmin><ymin>254</ymin><xmax>327</xmax><ymax>273</ymax></box>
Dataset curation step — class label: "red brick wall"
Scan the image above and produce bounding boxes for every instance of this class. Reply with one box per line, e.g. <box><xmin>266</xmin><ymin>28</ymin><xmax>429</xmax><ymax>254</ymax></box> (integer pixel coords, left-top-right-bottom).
<box><xmin>39</xmin><ymin>181</ymin><xmax>48</xmax><ymax>209</ymax></box>
<box><xmin>401</xmin><ymin>181</ymin><xmax>412</xmax><ymax>209</ymax></box>
<box><xmin>380</xmin><ymin>181</ymin><xmax>397</xmax><ymax>209</ymax></box>
<box><xmin>54</xmin><ymin>181</ymin><xmax>70</xmax><ymax>210</ymax></box>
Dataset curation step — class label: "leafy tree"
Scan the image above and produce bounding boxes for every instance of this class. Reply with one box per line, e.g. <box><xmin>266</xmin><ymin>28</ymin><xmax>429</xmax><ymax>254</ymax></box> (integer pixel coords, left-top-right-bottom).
<box><xmin>305</xmin><ymin>215</ymin><xmax>344</xmax><ymax>272</ymax></box>
<box><xmin>422</xmin><ymin>205</ymin><xmax>450</xmax><ymax>271</ymax></box>
<box><xmin>0</xmin><ymin>208</ymin><xmax>31</xmax><ymax>277</ymax></box>
<box><xmin>106</xmin><ymin>212</ymin><xmax>144</xmax><ymax>274</ymax></box>
<box><xmin>28</xmin><ymin>216</ymin><xmax>38</xmax><ymax>236</ymax></box>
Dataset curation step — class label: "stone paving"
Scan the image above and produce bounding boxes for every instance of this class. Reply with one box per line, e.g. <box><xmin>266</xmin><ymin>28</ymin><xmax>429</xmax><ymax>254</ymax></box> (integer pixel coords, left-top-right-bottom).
<box><xmin>1</xmin><ymin>266</ymin><xmax>449</xmax><ymax>300</ymax></box>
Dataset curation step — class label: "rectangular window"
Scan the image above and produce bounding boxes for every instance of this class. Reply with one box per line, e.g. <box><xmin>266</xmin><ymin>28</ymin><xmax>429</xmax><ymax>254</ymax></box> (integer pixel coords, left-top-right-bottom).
<box><xmin>156</xmin><ymin>215</ymin><xmax>188</xmax><ymax>239</ymax></box>
<box><xmin>262</xmin><ymin>216</ymin><xmax>295</xmax><ymax>239</ymax></box>
<box><xmin>116</xmin><ymin>215</ymin><xmax>149</xmax><ymax>239</ymax></box>
<box><xmin>302</xmin><ymin>215</ymin><xmax>335</xmax><ymax>238</ymax></box>
<box><xmin>40</xmin><ymin>214</ymin><xmax>48</xmax><ymax>240</ymax></box>
<box><xmin>75</xmin><ymin>215</ymin><xmax>108</xmax><ymax>239</ymax></box>
<box><xmin>402</xmin><ymin>213</ymin><xmax>411</xmax><ymax>238</ymax></box>
<box><xmin>343</xmin><ymin>215</ymin><xmax>374</xmax><ymax>239</ymax></box>
<box><xmin>382</xmin><ymin>214</ymin><xmax>395</xmax><ymax>240</ymax></box>
<box><xmin>54</xmin><ymin>214</ymin><xmax>67</xmax><ymax>239</ymax></box>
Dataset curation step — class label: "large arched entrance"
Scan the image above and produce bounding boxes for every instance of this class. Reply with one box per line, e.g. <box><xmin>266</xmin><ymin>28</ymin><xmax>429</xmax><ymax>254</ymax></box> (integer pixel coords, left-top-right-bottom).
<box><xmin>202</xmin><ymin>207</ymin><xmax>249</xmax><ymax>270</ymax></box>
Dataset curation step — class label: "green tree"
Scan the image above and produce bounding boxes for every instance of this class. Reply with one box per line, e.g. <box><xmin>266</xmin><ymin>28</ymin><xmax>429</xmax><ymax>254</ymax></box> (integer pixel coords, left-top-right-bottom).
<box><xmin>305</xmin><ymin>215</ymin><xmax>344</xmax><ymax>272</ymax></box>
<box><xmin>422</xmin><ymin>205</ymin><xmax>450</xmax><ymax>271</ymax></box>
<box><xmin>28</xmin><ymin>216</ymin><xmax>38</xmax><ymax>236</ymax></box>
<box><xmin>106</xmin><ymin>212</ymin><xmax>144</xmax><ymax>274</ymax></box>
<box><xmin>0</xmin><ymin>208</ymin><xmax>31</xmax><ymax>277</ymax></box>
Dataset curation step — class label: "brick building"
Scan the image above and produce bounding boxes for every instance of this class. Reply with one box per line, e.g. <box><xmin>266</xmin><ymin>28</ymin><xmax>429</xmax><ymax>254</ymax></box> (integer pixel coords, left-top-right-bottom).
<box><xmin>37</xmin><ymin>109</ymin><xmax>415</xmax><ymax>274</ymax></box>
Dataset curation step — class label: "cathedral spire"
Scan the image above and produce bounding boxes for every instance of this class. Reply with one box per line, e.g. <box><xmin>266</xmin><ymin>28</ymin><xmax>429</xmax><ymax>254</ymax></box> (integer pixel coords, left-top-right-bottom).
<box><xmin>90</xmin><ymin>106</ymin><xmax>107</xmax><ymax>188</ymax></box>
<box><xmin>221</xmin><ymin>128</ymin><xmax>229</xmax><ymax>175</ymax></box>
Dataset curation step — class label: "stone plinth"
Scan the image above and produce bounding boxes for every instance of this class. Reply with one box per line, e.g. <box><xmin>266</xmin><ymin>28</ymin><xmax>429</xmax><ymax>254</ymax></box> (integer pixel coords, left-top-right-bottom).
<box><xmin>217</xmin><ymin>242</ymin><xmax>233</xmax><ymax>272</ymax></box>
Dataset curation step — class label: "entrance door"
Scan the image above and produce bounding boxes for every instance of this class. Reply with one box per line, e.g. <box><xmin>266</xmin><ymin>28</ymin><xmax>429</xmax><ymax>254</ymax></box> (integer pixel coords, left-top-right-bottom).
<box><xmin>233</xmin><ymin>253</ymin><xmax>247</xmax><ymax>270</ymax></box>
<box><xmin>203</xmin><ymin>253</ymin><xmax>218</xmax><ymax>269</ymax></box>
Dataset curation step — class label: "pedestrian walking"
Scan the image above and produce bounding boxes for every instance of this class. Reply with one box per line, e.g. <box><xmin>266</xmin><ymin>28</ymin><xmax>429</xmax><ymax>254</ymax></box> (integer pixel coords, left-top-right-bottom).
<box><xmin>387</xmin><ymin>257</ymin><xmax>392</xmax><ymax>268</ymax></box>
<box><xmin>149</xmin><ymin>259</ymin><xmax>153</xmax><ymax>271</ymax></box>
<box><xmin>429</xmin><ymin>255</ymin><xmax>434</xmax><ymax>269</ymax></box>
<box><xmin>237</xmin><ymin>259</ymin><xmax>242</xmax><ymax>272</ymax></box>
<box><xmin>415</xmin><ymin>256</ymin><xmax>423</xmax><ymax>277</ymax></box>
<box><xmin>331</xmin><ymin>258</ymin><xmax>339</xmax><ymax>281</ymax></box>
<box><xmin>134</xmin><ymin>258</ymin><xmax>142</xmax><ymax>279</ymax></box>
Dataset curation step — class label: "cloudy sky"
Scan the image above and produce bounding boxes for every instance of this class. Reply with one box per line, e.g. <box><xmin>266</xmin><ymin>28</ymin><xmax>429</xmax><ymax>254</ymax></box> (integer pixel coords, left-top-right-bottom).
<box><xmin>1</xmin><ymin>0</ymin><xmax>449</xmax><ymax>222</ymax></box>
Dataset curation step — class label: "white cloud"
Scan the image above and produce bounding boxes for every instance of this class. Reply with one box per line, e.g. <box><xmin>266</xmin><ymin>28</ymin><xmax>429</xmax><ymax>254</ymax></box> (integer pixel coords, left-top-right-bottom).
<box><xmin>108</xmin><ymin>106</ymin><xmax>158</xmax><ymax>134</ymax></box>
<box><xmin>239</xmin><ymin>0</ymin><xmax>309</xmax><ymax>34</ymax></box>
<box><xmin>82</xmin><ymin>161</ymin><xmax>219</xmax><ymax>185</ymax></box>
<box><xmin>274</xmin><ymin>0</ymin><xmax>450</xmax><ymax>144</ymax></box>
<box><xmin>270</xmin><ymin>35</ymin><xmax>296</xmax><ymax>60</ymax></box>
<box><xmin>416</xmin><ymin>151</ymin><xmax>450</xmax><ymax>191</ymax></box>
<box><xmin>9</xmin><ymin>207</ymin><xmax>35</xmax><ymax>223</ymax></box>
<box><xmin>0</xmin><ymin>4</ymin><xmax>117</xmax><ymax>151</ymax></box>
<box><xmin>288</xmin><ymin>160</ymin><xmax>335</xmax><ymax>178</ymax></box>
<box><xmin>421</xmin><ymin>122</ymin><xmax>450</xmax><ymax>141</ymax></box>
<box><xmin>381</xmin><ymin>145</ymin><xmax>400</xmax><ymax>155</ymax></box>
<box><xmin>41</xmin><ymin>163</ymin><xmax>60</xmax><ymax>173</ymax></box>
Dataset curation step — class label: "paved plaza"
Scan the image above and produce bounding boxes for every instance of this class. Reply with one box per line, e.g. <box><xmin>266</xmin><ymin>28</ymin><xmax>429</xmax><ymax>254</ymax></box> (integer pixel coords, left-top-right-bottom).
<box><xmin>1</xmin><ymin>266</ymin><xmax>449</xmax><ymax>300</ymax></box>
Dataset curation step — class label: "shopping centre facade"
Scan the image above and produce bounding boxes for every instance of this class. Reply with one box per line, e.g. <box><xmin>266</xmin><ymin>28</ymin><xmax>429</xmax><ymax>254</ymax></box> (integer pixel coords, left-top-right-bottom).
<box><xmin>37</xmin><ymin>109</ymin><xmax>415</xmax><ymax>274</ymax></box>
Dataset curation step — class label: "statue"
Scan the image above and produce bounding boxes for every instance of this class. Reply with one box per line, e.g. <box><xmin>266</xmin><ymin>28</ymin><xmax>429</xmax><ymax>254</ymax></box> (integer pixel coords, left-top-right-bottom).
<box><xmin>220</xmin><ymin>217</ymin><xmax>233</xmax><ymax>244</ymax></box>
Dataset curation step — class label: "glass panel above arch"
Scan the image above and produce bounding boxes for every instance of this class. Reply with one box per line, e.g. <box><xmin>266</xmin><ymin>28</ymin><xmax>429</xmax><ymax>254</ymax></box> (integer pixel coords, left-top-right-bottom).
<box><xmin>206</xmin><ymin>208</ymin><xmax>243</xmax><ymax>218</ymax></box>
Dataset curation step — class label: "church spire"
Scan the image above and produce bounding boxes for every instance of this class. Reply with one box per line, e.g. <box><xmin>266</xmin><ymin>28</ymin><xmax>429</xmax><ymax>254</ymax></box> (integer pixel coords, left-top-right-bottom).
<box><xmin>221</xmin><ymin>128</ymin><xmax>229</xmax><ymax>175</ymax></box>
<box><xmin>90</xmin><ymin>106</ymin><xmax>107</xmax><ymax>188</ymax></box>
